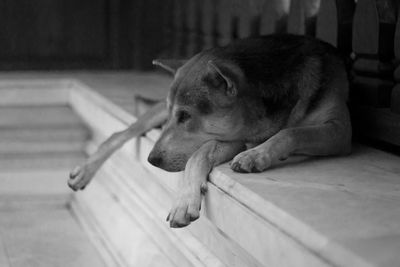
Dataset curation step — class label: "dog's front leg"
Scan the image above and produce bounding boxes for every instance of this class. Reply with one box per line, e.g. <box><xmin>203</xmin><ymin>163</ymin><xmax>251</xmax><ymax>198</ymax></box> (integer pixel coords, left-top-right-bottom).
<box><xmin>167</xmin><ymin>140</ymin><xmax>245</xmax><ymax>228</ymax></box>
<box><xmin>231</xmin><ymin>119</ymin><xmax>351</xmax><ymax>173</ymax></box>
<box><xmin>68</xmin><ymin>101</ymin><xmax>167</xmax><ymax>191</ymax></box>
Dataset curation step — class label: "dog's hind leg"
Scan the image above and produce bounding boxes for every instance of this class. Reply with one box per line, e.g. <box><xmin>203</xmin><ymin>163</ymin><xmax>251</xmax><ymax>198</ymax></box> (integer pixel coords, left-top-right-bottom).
<box><xmin>167</xmin><ymin>140</ymin><xmax>245</xmax><ymax>228</ymax></box>
<box><xmin>68</xmin><ymin>100</ymin><xmax>168</xmax><ymax>191</ymax></box>
<box><xmin>231</xmin><ymin>115</ymin><xmax>351</xmax><ymax>173</ymax></box>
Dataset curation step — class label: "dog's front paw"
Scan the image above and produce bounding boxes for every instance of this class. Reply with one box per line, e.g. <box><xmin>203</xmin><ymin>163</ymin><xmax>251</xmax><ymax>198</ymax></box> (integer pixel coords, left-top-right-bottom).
<box><xmin>68</xmin><ymin>162</ymin><xmax>98</xmax><ymax>191</ymax></box>
<box><xmin>230</xmin><ymin>149</ymin><xmax>272</xmax><ymax>173</ymax></box>
<box><xmin>167</xmin><ymin>190</ymin><xmax>202</xmax><ymax>228</ymax></box>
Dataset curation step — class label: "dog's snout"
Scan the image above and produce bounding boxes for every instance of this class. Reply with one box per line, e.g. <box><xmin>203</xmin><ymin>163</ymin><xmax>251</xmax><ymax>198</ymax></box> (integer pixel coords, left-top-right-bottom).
<box><xmin>148</xmin><ymin>153</ymin><xmax>163</xmax><ymax>167</ymax></box>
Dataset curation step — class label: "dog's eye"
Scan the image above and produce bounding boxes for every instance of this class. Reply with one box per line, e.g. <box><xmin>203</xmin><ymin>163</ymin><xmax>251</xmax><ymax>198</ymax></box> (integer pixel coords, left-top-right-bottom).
<box><xmin>177</xmin><ymin>111</ymin><xmax>191</xmax><ymax>124</ymax></box>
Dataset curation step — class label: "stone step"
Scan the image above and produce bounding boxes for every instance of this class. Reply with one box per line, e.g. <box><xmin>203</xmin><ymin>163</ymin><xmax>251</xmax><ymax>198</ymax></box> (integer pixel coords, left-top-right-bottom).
<box><xmin>72</xmin><ymin>152</ymin><xmax>230</xmax><ymax>267</ymax></box>
<box><xmin>70</xmin><ymin>82</ymin><xmax>400</xmax><ymax>267</ymax></box>
<box><xmin>70</xmin><ymin>86</ymin><xmax>263</xmax><ymax>267</ymax></box>
<box><xmin>0</xmin><ymin>169</ymin><xmax>73</xmax><ymax>198</ymax></box>
<box><xmin>0</xmin><ymin>79</ymin><xmax>120</xmax><ymax>267</ymax></box>
<box><xmin>0</xmin><ymin>102</ymin><xmax>89</xmax><ymax>169</ymax></box>
<box><xmin>0</xmin><ymin>126</ymin><xmax>89</xmax><ymax>143</ymax></box>
<box><xmin>0</xmin><ymin>140</ymin><xmax>85</xmax><ymax>154</ymax></box>
<box><xmin>72</xmin><ymin>171</ymin><xmax>182</xmax><ymax>267</ymax></box>
<box><xmin>0</xmin><ymin>206</ymin><xmax>106</xmax><ymax>267</ymax></box>
<box><xmin>0</xmin><ymin>105</ymin><xmax>84</xmax><ymax>128</ymax></box>
<box><xmin>0</xmin><ymin>151</ymin><xmax>85</xmax><ymax>171</ymax></box>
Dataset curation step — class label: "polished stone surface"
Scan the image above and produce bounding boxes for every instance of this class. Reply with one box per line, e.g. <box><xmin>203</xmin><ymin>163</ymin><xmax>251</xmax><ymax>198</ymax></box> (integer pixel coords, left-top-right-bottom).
<box><xmin>0</xmin><ymin>206</ymin><xmax>106</xmax><ymax>267</ymax></box>
<box><xmin>2</xmin><ymin>72</ymin><xmax>400</xmax><ymax>266</ymax></box>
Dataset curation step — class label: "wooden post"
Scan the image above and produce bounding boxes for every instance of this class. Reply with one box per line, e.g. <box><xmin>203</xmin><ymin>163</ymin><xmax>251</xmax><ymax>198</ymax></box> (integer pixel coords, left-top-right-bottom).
<box><xmin>238</xmin><ymin>8</ymin><xmax>254</xmax><ymax>38</ymax></box>
<box><xmin>160</xmin><ymin>0</ymin><xmax>175</xmax><ymax>58</ymax></box>
<box><xmin>216</xmin><ymin>0</ymin><xmax>234</xmax><ymax>46</ymax></box>
<box><xmin>200</xmin><ymin>0</ymin><xmax>217</xmax><ymax>50</ymax></box>
<box><xmin>233</xmin><ymin>1</ymin><xmax>259</xmax><ymax>39</ymax></box>
<box><xmin>287</xmin><ymin>0</ymin><xmax>321</xmax><ymax>36</ymax></box>
<box><xmin>316</xmin><ymin>0</ymin><xmax>355</xmax><ymax>54</ymax></box>
<box><xmin>352</xmin><ymin>0</ymin><xmax>397</xmax><ymax>107</ymax></box>
<box><xmin>171</xmin><ymin>0</ymin><xmax>187</xmax><ymax>58</ymax></box>
<box><xmin>131</xmin><ymin>0</ymin><xmax>172</xmax><ymax>69</ymax></box>
<box><xmin>391</xmin><ymin>3</ymin><xmax>400</xmax><ymax>114</ymax></box>
<box><xmin>260</xmin><ymin>0</ymin><xmax>290</xmax><ymax>34</ymax></box>
<box><xmin>185</xmin><ymin>0</ymin><xmax>200</xmax><ymax>57</ymax></box>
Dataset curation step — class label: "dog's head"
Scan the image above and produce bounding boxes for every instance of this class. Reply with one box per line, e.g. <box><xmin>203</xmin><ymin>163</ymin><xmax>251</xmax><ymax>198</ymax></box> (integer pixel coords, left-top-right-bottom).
<box><xmin>148</xmin><ymin>55</ymin><xmax>248</xmax><ymax>172</ymax></box>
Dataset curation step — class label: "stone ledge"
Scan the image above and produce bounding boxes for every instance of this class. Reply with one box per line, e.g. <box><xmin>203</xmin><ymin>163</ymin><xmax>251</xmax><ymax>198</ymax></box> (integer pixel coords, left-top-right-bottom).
<box><xmin>6</xmin><ymin>79</ymin><xmax>399</xmax><ymax>267</ymax></box>
<box><xmin>69</xmin><ymin>80</ymin><xmax>400</xmax><ymax>267</ymax></box>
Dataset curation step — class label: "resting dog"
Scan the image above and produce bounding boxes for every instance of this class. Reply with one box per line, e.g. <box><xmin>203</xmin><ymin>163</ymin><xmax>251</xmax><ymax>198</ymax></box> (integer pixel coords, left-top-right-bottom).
<box><xmin>69</xmin><ymin>34</ymin><xmax>351</xmax><ymax>228</ymax></box>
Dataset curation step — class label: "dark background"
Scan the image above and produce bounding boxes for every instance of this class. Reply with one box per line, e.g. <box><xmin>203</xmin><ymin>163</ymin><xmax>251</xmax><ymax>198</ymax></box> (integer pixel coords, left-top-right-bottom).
<box><xmin>0</xmin><ymin>0</ymin><xmax>169</xmax><ymax>70</ymax></box>
<box><xmin>0</xmin><ymin>0</ymin><xmax>399</xmax><ymax>148</ymax></box>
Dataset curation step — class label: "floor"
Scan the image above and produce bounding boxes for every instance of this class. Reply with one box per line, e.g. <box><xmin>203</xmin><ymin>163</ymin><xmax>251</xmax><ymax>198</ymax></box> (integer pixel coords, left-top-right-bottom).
<box><xmin>0</xmin><ymin>71</ymin><xmax>172</xmax><ymax>267</ymax></box>
<box><xmin>2</xmin><ymin>71</ymin><xmax>399</xmax><ymax>266</ymax></box>
<box><xmin>0</xmin><ymin>71</ymin><xmax>172</xmax><ymax>114</ymax></box>
<box><xmin>0</xmin><ymin>205</ymin><xmax>106</xmax><ymax>267</ymax></box>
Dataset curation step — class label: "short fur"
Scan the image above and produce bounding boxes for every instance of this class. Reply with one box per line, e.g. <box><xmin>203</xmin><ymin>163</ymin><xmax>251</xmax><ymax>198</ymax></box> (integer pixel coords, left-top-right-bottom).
<box><xmin>69</xmin><ymin>34</ymin><xmax>351</xmax><ymax>228</ymax></box>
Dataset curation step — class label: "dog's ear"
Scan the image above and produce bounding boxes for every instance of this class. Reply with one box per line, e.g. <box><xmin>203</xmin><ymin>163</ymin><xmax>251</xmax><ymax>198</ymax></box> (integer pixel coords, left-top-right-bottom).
<box><xmin>152</xmin><ymin>59</ymin><xmax>187</xmax><ymax>75</ymax></box>
<box><xmin>207</xmin><ymin>60</ymin><xmax>237</xmax><ymax>97</ymax></box>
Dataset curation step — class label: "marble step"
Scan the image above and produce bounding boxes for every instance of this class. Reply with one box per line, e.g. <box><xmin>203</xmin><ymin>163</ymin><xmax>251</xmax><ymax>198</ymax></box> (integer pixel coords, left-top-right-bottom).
<box><xmin>0</xmin><ymin>106</ymin><xmax>85</xmax><ymax>128</ymax></box>
<box><xmin>0</xmin><ymin>126</ymin><xmax>89</xmax><ymax>143</ymax></box>
<box><xmin>0</xmin><ymin>140</ymin><xmax>85</xmax><ymax>154</ymax></box>
<box><xmin>69</xmin><ymin>83</ymin><xmax>289</xmax><ymax>266</ymax></box>
<box><xmin>0</xmin><ymin>205</ymin><xmax>106</xmax><ymax>267</ymax></box>
<box><xmin>0</xmin><ymin>169</ymin><xmax>73</xmax><ymax>197</ymax></box>
<box><xmin>0</xmin><ymin>168</ymin><xmax>75</xmax><ymax>219</ymax></box>
<box><xmin>0</xmin><ymin>103</ymin><xmax>89</xmax><ymax>169</ymax></box>
<box><xmin>69</xmin><ymin>82</ymin><xmax>400</xmax><ymax>267</ymax></box>
<box><xmin>0</xmin><ymin>79</ymin><xmax>70</xmax><ymax>106</ymax></box>
<box><xmin>0</xmin><ymin>151</ymin><xmax>85</xmax><ymax>171</ymax></box>
<box><xmin>72</xmin><ymin>172</ymin><xmax>184</xmax><ymax>267</ymax></box>
<box><xmin>72</xmin><ymin>153</ymin><xmax>229</xmax><ymax>267</ymax></box>
<box><xmin>0</xmin><ymin>125</ymin><xmax>88</xmax><ymax>154</ymax></box>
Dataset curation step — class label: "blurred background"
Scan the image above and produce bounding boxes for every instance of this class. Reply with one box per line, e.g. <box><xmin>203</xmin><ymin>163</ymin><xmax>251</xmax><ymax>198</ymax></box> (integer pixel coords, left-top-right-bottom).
<box><xmin>0</xmin><ymin>0</ymin><xmax>400</xmax><ymax>266</ymax></box>
<box><xmin>0</xmin><ymin>0</ymin><xmax>172</xmax><ymax>70</ymax></box>
<box><xmin>0</xmin><ymin>0</ymin><xmax>326</xmax><ymax>70</ymax></box>
<box><xmin>1</xmin><ymin>0</ymin><xmax>399</xmax><ymax>149</ymax></box>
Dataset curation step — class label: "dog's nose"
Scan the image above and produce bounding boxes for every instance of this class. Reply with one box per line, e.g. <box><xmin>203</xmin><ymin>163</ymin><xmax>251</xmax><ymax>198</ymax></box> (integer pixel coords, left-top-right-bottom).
<box><xmin>148</xmin><ymin>153</ymin><xmax>163</xmax><ymax>167</ymax></box>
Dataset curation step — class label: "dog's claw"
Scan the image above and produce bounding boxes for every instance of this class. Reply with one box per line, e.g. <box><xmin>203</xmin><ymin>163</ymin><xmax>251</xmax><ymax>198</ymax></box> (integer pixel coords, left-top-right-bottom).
<box><xmin>167</xmin><ymin>191</ymin><xmax>201</xmax><ymax>228</ymax></box>
<box><xmin>230</xmin><ymin>161</ymin><xmax>252</xmax><ymax>173</ymax></box>
<box><xmin>231</xmin><ymin>149</ymin><xmax>272</xmax><ymax>173</ymax></box>
<box><xmin>68</xmin><ymin>162</ymin><xmax>98</xmax><ymax>191</ymax></box>
<box><xmin>69</xmin><ymin>166</ymin><xmax>81</xmax><ymax>179</ymax></box>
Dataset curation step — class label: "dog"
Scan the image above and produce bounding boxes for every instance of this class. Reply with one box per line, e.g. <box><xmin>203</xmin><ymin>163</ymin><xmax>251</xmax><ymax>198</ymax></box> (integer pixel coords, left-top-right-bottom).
<box><xmin>69</xmin><ymin>34</ymin><xmax>352</xmax><ymax>228</ymax></box>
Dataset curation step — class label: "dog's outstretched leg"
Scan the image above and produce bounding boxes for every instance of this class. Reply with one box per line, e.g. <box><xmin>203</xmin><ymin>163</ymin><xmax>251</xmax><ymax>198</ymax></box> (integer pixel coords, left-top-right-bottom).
<box><xmin>68</xmin><ymin>101</ymin><xmax>168</xmax><ymax>191</ymax></box>
<box><xmin>167</xmin><ymin>140</ymin><xmax>245</xmax><ymax>228</ymax></box>
<box><xmin>231</xmin><ymin>117</ymin><xmax>351</xmax><ymax>173</ymax></box>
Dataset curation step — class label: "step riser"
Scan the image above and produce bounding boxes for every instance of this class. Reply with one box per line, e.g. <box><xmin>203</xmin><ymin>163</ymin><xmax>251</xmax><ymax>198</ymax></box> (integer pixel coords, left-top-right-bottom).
<box><xmin>0</xmin><ymin>81</ymin><xmax>70</xmax><ymax>107</ymax></box>
<box><xmin>0</xmin><ymin>95</ymin><xmax>90</xmax><ymax>171</ymax></box>
<box><xmin>0</xmin><ymin>128</ymin><xmax>89</xmax><ymax>143</ymax></box>
<box><xmin>0</xmin><ymin>151</ymin><xmax>85</xmax><ymax>169</ymax></box>
<box><xmin>0</xmin><ymin>170</ymin><xmax>73</xmax><ymax>197</ymax></box>
<box><xmin>103</xmin><ymin>148</ymin><xmax>261</xmax><ymax>267</ymax></box>
<box><xmin>120</xmin><ymin>139</ymin><xmax>328</xmax><ymax>267</ymax></box>
<box><xmin>69</xmin><ymin>83</ymin><xmax>342</xmax><ymax>267</ymax></box>
<box><xmin>0</xmin><ymin>106</ymin><xmax>86</xmax><ymax>128</ymax></box>
<box><xmin>73</xmin><ymin>179</ymin><xmax>178</xmax><ymax>267</ymax></box>
<box><xmin>0</xmin><ymin>141</ymin><xmax>85</xmax><ymax>154</ymax></box>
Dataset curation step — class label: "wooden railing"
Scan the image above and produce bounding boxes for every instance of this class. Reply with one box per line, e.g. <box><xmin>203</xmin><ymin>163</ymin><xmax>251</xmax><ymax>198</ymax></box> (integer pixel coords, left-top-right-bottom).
<box><xmin>136</xmin><ymin>0</ymin><xmax>399</xmax><ymax>147</ymax></box>
<box><xmin>159</xmin><ymin>0</ymin><xmax>347</xmax><ymax>58</ymax></box>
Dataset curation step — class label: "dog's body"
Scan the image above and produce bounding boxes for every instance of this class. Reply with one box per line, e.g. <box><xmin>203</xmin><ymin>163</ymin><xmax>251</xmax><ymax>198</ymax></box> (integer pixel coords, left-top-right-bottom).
<box><xmin>69</xmin><ymin>34</ymin><xmax>351</xmax><ymax>227</ymax></box>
